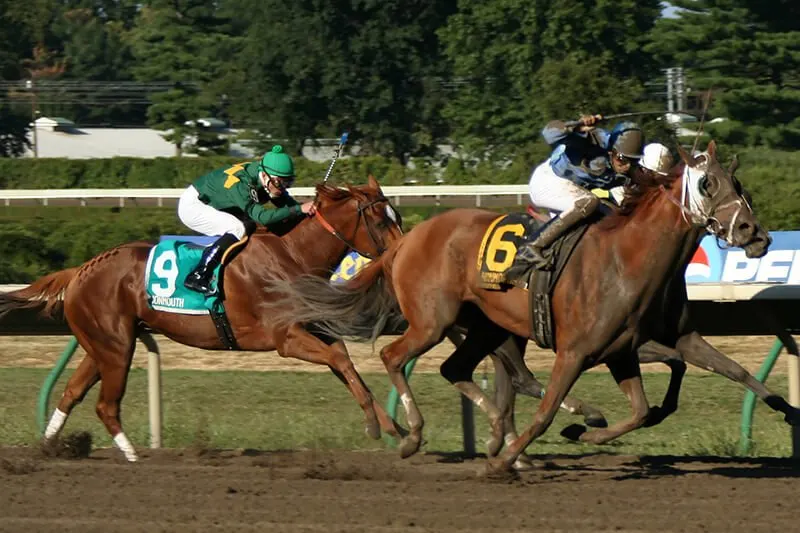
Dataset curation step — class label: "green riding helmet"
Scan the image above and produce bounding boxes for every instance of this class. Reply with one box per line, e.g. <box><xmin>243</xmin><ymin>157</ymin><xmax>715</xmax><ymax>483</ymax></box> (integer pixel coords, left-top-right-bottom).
<box><xmin>260</xmin><ymin>145</ymin><xmax>296</xmax><ymax>184</ymax></box>
<box><xmin>609</xmin><ymin>122</ymin><xmax>645</xmax><ymax>159</ymax></box>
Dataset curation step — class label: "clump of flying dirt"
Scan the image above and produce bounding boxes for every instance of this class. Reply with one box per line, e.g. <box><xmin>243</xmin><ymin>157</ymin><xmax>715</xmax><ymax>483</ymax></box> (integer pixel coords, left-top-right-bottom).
<box><xmin>188</xmin><ymin>417</ymin><xmax>220</xmax><ymax>461</ymax></box>
<box><xmin>40</xmin><ymin>431</ymin><xmax>93</xmax><ymax>459</ymax></box>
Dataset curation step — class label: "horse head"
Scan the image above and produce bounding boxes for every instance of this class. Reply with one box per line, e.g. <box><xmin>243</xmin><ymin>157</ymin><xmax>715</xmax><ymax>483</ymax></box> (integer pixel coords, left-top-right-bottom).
<box><xmin>675</xmin><ymin>140</ymin><xmax>770</xmax><ymax>258</ymax></box>
<box><xmin>313</xmin><ymin>175</ymin><xmax>403</xmax><ymax>260</ymax></box>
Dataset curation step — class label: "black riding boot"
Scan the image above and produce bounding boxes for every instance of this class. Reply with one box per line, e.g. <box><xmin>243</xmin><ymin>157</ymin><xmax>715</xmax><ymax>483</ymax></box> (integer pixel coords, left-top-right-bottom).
<box><xmin>508</xmin><ymin>194</ymin><xmax>600</xmax><ymax>276</ymax></box>
<box><xmin>184</xmin><ymin>233</ymin><xmax>240</xmax><ymax>296</ymax></box>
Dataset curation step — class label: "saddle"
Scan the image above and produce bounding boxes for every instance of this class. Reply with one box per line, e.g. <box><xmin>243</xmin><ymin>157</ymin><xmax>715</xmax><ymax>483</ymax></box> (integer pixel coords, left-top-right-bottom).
<box><xmin>475</xmin><ymin>211</ymin><xmax>595</xmax><ymax>350</ymax></box>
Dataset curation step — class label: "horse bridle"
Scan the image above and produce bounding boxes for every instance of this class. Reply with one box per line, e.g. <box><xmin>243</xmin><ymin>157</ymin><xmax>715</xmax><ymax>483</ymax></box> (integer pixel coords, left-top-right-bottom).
<box><xmin>313</xmin><ymin>195</ymin><xmax>394</xmax><ymax>260</ymax></box>
<box><xmin>665</xmin><ymin>155</ymin><xmax>751</xmax><ymax>246</ymax></box>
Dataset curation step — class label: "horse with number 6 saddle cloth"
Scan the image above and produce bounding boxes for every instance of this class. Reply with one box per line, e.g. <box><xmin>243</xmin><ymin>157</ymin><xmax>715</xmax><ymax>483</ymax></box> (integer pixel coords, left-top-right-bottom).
<box><xmin>475</xmin><ymin>212</ymin><xmax>592</xmax><ymax>349</ymax></box>
<box><xmin>145</xmin><ymin>235</ymin><xmax>239</xmax><ymax>349</ymax></box>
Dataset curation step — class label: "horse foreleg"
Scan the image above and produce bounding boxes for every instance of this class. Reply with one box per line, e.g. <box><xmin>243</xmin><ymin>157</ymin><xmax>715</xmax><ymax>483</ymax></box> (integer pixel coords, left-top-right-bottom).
<box><xmin>676</xmin><ymin>331</ymin><xmax>800</xmax><ymax>425</ymax></box>
<box><xmin>275</xmin><ymin>324</ymin><xmax>391</xmax><ymax>440</ymax></box>
<box><xmin>43</xmin><ymin>355</ymin><xmax>100</xmax><ymax>442</ymax></box>
<box><xmin>564</xmin><ymin>353</ymin><xmax>650</xmax><ymax>445</ymax></box>
<box><xmin>492</xmin><ymin>335</ymin><xmax>608</xmax><ymax>428</ymax></box>
<box><xmin>489</xmin><ymin>354</ymin><xmax>537</xmax><ymax>470</ymax></box>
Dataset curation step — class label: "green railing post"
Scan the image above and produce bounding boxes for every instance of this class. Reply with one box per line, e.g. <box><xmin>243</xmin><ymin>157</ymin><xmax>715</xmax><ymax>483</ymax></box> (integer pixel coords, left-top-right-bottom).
<box><xmin>37</xmin><ymin>337</ymin><xmax>79</xmax><ymax>435</ymax></box>
<box><xmin>738</xmin><ymin>339</ymin><xmax>784</xmax><ymax>455</ymax></box>
<box><xmin>384</xmin><ymin>357</ymin><xmax>418</xmax><ymax>446</ymax></box>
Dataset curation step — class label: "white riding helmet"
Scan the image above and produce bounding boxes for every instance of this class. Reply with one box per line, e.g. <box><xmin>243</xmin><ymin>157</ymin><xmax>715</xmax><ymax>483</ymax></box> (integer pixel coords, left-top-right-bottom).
<box><xmin>641</xmin><ymin>143</ymin><xmax>673</xmax><ymax>176</ymax></box>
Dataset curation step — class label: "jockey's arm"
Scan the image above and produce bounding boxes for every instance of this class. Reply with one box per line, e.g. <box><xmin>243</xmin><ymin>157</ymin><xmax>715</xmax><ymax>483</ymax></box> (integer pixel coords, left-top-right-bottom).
<box><xmin>271</xmin><ymin>191</ymin><xmax>300</xmax><ymax>208</ymax></box>
<box><xmin>229</xmin><ymin>181</ymin><xmax>303</xmax><ymax>227</ymax></box>
<box><xmin>541</xmin><ymin>120</ymin><xmax>573</xmax><ymax>146</ymax></box>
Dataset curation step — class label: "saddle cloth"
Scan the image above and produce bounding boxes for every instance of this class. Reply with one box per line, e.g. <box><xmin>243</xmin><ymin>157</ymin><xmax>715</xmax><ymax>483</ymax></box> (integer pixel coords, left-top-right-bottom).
<box><xmin>144</xmin><ymin>236</ymin><xmax>224</xmax><ymax>315</ymax></box>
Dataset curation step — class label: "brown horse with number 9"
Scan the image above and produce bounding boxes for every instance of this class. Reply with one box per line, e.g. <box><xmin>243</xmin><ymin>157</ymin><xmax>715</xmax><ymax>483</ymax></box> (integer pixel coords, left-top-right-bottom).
<box><xmin>0</xmin><ymin>176</ymin><xmax>404</xmax><ymax>462</ymax></box>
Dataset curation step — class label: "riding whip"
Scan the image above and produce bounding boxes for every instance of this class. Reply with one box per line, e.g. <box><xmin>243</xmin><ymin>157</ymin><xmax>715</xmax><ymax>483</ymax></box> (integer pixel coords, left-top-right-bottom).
<box><xmin>563</xmin><ymin>110</ymin><xmax>701</xmax><ymax>129</ymax></box>
<box><xmin>322</xmin><ymin>132</ymin><xmax>350</xmax><ymax>184</ymax></box>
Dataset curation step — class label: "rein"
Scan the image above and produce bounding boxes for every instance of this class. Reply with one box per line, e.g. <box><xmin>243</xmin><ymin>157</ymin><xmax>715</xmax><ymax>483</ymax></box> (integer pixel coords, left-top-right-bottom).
<box><xmin>313</xmin><ymin>196</ymin><xmax>391</xmax><ymax>260</ymax></box>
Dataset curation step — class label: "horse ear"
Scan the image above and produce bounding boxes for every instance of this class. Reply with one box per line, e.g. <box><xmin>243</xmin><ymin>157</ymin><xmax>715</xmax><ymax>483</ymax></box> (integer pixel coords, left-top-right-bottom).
<box><xmin>367</xmin><ymin>174</ymin><xmax>380</xmax><ymax>191</ymax></box>
<box><xmin>706</xmin><ymin>140</ymin><xmax>717</xmax><ymax>158</ymax></box>
<box><xmin>728</xmin><ymin>154</ymin><xmax>739</xmax><ymax>175</ymax></box>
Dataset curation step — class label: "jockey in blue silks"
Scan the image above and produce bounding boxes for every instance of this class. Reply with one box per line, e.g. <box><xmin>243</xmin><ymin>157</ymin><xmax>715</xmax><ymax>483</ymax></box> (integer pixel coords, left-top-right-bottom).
<box><xmin>517</xmin><ymin>114</ymin><xmax>645</xmax><ymax>268</ymax></box>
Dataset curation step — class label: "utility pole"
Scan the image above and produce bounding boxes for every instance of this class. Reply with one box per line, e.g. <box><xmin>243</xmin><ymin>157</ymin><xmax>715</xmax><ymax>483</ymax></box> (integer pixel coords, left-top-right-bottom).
<box><xmin>666</xmin><ymin>67</ymin><xmax>675</xmax><ymax>112</ymax></box>
<box><xmin>26</xmin><ymin>79</ymin><xmax>39</xmax><ymax>158</ymax></box>
<box><xmin>675</xmin><ymin>67</ymin><xmax>686</xmax><ymax>111</ymax></box>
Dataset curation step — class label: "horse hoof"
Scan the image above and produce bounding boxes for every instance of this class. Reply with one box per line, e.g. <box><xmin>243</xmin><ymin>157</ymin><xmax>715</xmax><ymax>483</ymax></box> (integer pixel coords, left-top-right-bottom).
<box><xmin>512</xmin><ymin>453</ymin><xmax>534</xmax><ymax>471</ymax></box>
<box><xmin>485</xmin><ymin>458</ymin><xmax>520</xmax><ymax>481</ymax></box>
<box><xmin>584</xmin><ymin>413</ymin><xmax>608</xmax><ymax>428</ymax></box>
<box><xmin>364</xmin><ymin>418</ymin><xmax>381</xmax><ymax>440</ymax></box>
<box><xmin>560</xmin><ymin>424</ymin><xmax>588</xmax><ymax>442</ymax></box>
<box><xmin>399</xmin><ymin>436</ymin><xmax>422</xmax><ymax>459</ymax></box>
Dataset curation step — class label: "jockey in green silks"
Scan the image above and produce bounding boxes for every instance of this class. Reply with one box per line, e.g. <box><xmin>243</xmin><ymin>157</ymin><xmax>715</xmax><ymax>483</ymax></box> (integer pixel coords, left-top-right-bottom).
<box><xmin>177</xmin><ymin>145</ymin><xmax>315</xmax><ymax>295</ymax></box>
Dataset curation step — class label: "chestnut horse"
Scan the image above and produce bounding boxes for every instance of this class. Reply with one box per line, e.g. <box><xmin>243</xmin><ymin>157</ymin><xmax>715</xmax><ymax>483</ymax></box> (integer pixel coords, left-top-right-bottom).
<box><xmin>0</xmin><ymin>177</ymin><xmax>403</xmax><ymax>461</ymax></box>
<box><xmin>261</xmin><ymin>141</ymin><xmax>773</xmax><ymax>472</ymax></box>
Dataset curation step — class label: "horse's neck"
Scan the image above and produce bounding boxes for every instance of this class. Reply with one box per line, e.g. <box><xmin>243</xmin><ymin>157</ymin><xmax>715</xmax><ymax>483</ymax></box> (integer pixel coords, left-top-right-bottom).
<box><xmin>252</xmin><ymin>217</ymin><xmax>351</xmax><ymax>274</ymax></box>
<box><xmin>611</xmin><ymin>185</ymin><xmax>699</xmax><ymax>297</ymax></box>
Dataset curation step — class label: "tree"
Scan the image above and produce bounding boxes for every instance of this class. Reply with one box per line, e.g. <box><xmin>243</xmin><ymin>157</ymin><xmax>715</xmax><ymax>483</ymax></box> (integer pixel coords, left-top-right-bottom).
<box><xmin>439</xmin><ymin>0</ymin><xmax>661</xmax><ymax>156</ymax></box>
<box><xmin>0</xmin><ymin>0</ymin><xmax>33</xmax><ymax>156</ymax></box>
<box><xmin>128</xmin><ymin>0</ymin><xmax>239</xmax><ymax>155</ymax></box>
<box><xmin>235</xmin><ymin>0</ymin><xmax>458</xmax><ymax>162</ymax></box>
<box><xmin>648</xmin><ymin>0</ymin><xmax>800</xmax><ymax>147</ymax></box>
<box><xmin>51</xmin><ymin>1</ymin><xmax>142</xmax><ymax>125</ymax></box>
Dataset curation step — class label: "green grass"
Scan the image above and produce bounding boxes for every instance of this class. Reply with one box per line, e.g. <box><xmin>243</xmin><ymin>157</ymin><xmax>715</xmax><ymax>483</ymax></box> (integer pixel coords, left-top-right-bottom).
<box><xmin>0</xmin><ymin>368</ymin><xmax>792</xmax><ymax>457</ymax></box>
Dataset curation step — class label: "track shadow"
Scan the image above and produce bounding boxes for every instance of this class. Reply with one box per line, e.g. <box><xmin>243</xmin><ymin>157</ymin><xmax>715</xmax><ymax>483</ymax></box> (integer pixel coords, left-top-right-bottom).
<box><xmin>613</xmin><ymin>455</ymin><xmax>800</xmax><ymax>481</ymax></box>
<box><xmin>425</xmin><ymin>450</ymin><xmax>800</xmax><ymax>480</ymax></box>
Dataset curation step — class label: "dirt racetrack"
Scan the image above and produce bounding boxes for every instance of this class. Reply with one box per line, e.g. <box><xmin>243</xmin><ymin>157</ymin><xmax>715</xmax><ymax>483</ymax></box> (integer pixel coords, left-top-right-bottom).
<box><xmin>1</xmin><ymin>446</ymin><xmax>798</xmax><ymax>533</ymax></box>
<box><xmin>0</xmin><ymin>334</ymin><xmax>781</xmax><ymax>374</ymax></box>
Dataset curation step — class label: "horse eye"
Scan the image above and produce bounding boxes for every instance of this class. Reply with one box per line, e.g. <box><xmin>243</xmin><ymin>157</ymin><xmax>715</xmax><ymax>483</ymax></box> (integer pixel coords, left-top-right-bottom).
<box><xmin>698</xmin><ymin>176</ymin><xmax>711</xmax><ymax>197</ymax></box>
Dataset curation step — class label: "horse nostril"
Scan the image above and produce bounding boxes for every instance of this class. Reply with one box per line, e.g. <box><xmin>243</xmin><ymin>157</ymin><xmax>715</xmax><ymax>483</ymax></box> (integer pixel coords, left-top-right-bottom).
<box><xmin>738</xmin><ymin>222</ymin><xmax>753</xmax><ymax>234</ymax></box>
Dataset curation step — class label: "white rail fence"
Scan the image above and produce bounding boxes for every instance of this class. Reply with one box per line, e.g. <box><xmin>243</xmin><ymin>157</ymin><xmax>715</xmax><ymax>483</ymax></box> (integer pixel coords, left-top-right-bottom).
<box><xmin>0</xmin><ymin>185</ymin><xmax>531</xmax><ymax>207</ymax></box>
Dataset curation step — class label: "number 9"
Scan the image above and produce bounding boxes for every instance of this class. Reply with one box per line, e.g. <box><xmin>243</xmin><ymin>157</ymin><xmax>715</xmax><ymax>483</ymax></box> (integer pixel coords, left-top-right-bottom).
<box><xmin>151</xmin><ymin>251</ymin><xmax>179</xmax><ymax>297</ymax></box>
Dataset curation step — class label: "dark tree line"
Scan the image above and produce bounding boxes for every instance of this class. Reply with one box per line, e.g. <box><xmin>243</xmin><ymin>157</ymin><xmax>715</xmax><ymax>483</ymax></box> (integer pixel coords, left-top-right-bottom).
<box><xmin>1</xmin><ymin>0</ymin><xmax>798</xmax><ymax>159</ymax></box>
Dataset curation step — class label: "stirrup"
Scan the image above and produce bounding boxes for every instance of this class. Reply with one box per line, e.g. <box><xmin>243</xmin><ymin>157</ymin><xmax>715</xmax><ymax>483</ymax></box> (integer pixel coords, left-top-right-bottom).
<box><xmin>184</xmin><ymin>271</ymin><xmax>215</xmax><ymax>296</ymax></box>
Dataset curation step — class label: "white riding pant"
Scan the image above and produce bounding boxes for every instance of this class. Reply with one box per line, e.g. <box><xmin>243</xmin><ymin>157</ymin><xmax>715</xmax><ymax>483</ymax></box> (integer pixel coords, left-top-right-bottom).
<box><xmin>177</xmin><ymin>185</ymin><xmax>246</xmax><ymax>240</ymax></box>
<box><xmin>528</xmin><ymin>161</ymin><xmax>596</xmax><ymax>218</ymax></box>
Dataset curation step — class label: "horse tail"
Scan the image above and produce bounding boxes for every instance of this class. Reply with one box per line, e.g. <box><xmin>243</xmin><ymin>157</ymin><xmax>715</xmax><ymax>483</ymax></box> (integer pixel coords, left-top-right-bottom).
<box><xmin>0</xmin><ymin>267</ymin><xmax>80</xmax><ymax>319</ymax></box>
<box><xmin>264</xmin><ymin>247</ymin><xmax>404</xmax><ymax>343</ymax></box>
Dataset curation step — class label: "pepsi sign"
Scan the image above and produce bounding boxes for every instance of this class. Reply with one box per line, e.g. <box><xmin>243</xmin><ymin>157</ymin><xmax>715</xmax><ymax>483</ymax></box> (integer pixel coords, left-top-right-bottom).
<box><xmin>686</xmin><ymin>232</ymin><xmax>800</xmax><ymax>285</ymax></box>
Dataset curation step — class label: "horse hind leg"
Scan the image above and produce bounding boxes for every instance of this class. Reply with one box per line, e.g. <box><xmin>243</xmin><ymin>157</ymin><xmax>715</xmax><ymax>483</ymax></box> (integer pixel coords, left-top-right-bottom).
<box><xmin>43</xmin><ymin>355</ymin><xmax>100</xmax><ymax>442</ymax></box>
<box><xmin>382</xmin><ymin>319</ymin><xmax>455</xmax><ymax>459</ymax></box>
<box><xmin>70</xmin><ymin>322</ymin><xmax>139</xmax><ymax>462</ymax></box>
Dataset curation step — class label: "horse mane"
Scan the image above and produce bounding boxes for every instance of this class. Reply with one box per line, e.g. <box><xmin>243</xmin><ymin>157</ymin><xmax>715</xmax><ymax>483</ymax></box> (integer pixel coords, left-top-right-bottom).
<box><xmin>597</xmin><ymin>162</ymin><xmax>684</xmax><ymax>230</ymax></box>
<box><xmin>315</xmin><ymin>183</ymin><xmax>353</xmax><ymax>201</ymax></box>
